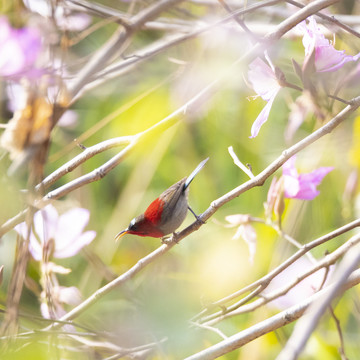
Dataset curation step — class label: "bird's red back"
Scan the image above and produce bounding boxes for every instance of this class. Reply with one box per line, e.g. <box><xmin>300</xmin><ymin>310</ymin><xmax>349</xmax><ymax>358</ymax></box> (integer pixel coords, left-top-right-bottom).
<box><xmin>144</xmin><ymin>197</ymin><xmax>164</xmax><ymax>224</ymax></box>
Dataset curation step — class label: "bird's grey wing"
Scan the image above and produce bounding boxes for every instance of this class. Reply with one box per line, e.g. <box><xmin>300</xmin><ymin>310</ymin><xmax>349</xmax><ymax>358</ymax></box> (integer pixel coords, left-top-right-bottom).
<box><xmin>159</xmin><ymin>178</ymin><xmax>187</xmax><ymax>224</ymax></box>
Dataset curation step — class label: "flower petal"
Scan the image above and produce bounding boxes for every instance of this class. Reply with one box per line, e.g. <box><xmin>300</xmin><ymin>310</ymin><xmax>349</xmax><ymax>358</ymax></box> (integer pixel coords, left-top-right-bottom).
<box><xmin>283</xmin><ymin>159</ymin><xmax>333</xmax><ymax>200</ymax></box>
<box><xmin>57</xmin><ymin>286</ymin><xmax>82</xmax><ymax>306</ymax></box>
<box><xmin>299</xmin><ymin>16</ymin><xmax>360</xmax><ymax>73</ymax></box>
<box><xmin>295</xmin><ymin>167</ymin><xmax>334</xmax><ymax>200</ymax></box>
<box><xmin>300</xmin><ymin>166</ymin><xmax>334</xmax><ymax>186</ymax></box>
<box><xmin>14</xmin><ymin>221</ymin><xmax>42</xmax><ymax>261</ymax></box>
<box><xmin>241</xmin><ymin>223</ymin><xmax>257</xmax><ymax>264</ymax></box>
<box><xmin>33</xmin><ymin>205</ymin><xmax>59</xmax><ymax>244</ymax></box>
<box><xmin>0</xmin><ymin>17</ymin><xmax>42</xmax><ymax>78</ymax></box>
<box><xmin>57</xmin><ymin>110</ymin><xmax>78</xmax><ymax>128</ymax></box>
<box><xmin>316</xmin><ymin>44</ymin><xmax>360</xmax><ymax>72</ymax></box>
<box><xmin>249</xmin><ymin>96</ymin><xmax>276</xmax><ymax>138</ymax></box>
<box><xmin>55</xmin><ymin>11</ymin><xmax>92</xmax><ymax>31</ymax></box>
<box><xmin>283</xmin><ymin>175</ymin><xmax>300</xmax><ymax>198</ymax></box>
<box><xmin>225</xmin><ymin>214</ymin><xmax>249</xmax><ymax>226</ymax></box>
<box><xmin>282</xmin><ymin>156</ymin><xmax>298</xmax><ymax>177</ymax></box>
<box><xmin>248</xmin><ymin>58</ymin><xmax>280</xmax><ymax>101</ymax></box>
<box><xmin>232</xmin><ymin>225</ymin><xmax>244</xmax><ymax>240</ymax></box>
<box><xmin>55</xmin><ymin>208</ymin><xmax>90</xmax><ymax>251</ymax></box>
<box><xmin>54</xmin><ymin>230</ymin><xmax>96</xmax><ymax>258</ymax></box>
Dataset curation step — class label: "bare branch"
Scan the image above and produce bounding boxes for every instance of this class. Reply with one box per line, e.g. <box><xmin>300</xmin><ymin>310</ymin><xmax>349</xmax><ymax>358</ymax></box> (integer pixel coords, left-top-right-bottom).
<box><xmin>43</xmin><ymin>242</ymin><xmax>176</xmax><ymax>329</ymax></box>
<box><xmin>190</xmin><ymin>321</ymin><xmax>228</xmax><ymax>340</ymax></box>
<box><xmin>0</xmin><ymin>0</ymin><xmax>344</xmax><ymax>238</ymax></box>
<box><xmin>329</xmin><ymin>307</ymin><xmax>349</xmax><ymax>360</ymax></box>
<box><xmin>69</xmin><ymin>0</ymin><xmax>187</xmax><ymax>98</ymax></box>
<box><xmin>276</xmin><ymin>243</ymin><xmax>360</xmax><ymax>360</ymax></box>
<box><xmin>228</xmin><ymin>146</ymin><xmax>255</xmax><ymax>179</ymax></box>
<box><xmin>203</xmin><ymin>232</ymin><xmax>360</xmax><ymax>326</ymax></box>
<box><xmin>184</xmin><ymin>269</ymin><xmax>360</xmax><ymax>360</ymax></box>
<box><xmin>36</xmin><ymin>136</ymin><xmax>133</xmax><ymax>191</ymax></box>
<box><xmin>193</xmin><ymin>217</ymin><xmax>360</xmax><ymax>322</ymax></box>
<box><xmin>285</xmin><ymin>0</ymin><xmax>360</xmax><ymax>38</ymax></box>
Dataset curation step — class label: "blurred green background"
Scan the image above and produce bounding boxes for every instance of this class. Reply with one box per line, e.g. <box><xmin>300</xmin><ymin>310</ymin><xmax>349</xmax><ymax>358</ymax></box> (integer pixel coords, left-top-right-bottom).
<box><xmin>1</xmin><ymin>1</ymin><xmax>360</xmax><ymax>359</ymax></box>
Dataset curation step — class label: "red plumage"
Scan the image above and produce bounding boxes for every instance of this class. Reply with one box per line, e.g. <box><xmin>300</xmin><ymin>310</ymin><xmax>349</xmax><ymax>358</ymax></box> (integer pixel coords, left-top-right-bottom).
<box><xmin>144</xmin><ymin>197</ymin><xmax>164</xmax><ymax>224</ymax></box>
<box><xmin>115</xmin><ymin>158</ymin><xmax>209</xmax><ymax>240</ymax></box>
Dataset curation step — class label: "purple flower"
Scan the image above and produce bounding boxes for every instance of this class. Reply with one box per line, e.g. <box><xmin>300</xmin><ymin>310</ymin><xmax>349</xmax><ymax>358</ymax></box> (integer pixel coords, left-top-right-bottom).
<box><xmin>282</xmin><ymin>156</ymin><xmax>333</xmax><ymax>200</ymax></box>
<box><xmin>15</xmin><ymin>204</ymin><xmax>96</xmax><ymax>261</ymax></box>
<box><xmin>0</xmin><ymin>17</ymin><xmax>42</xmax><ymax>78</ymax></box>
<box><xmin>248</xmin><ymin>57</ymin><xmax>281</xmax><ymax>138</ymax></box>
<box><xmin>298</xmin><ymin>16</ymin><xmax>360</xmax><ymax>73</ymax></box>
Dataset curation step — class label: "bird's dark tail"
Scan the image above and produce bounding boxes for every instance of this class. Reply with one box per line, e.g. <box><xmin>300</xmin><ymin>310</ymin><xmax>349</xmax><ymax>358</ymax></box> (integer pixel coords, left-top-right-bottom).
<box><xmin>184</xmin><ymin>157</ymin><xmax>209</xmax><ymax>190</ymax></box>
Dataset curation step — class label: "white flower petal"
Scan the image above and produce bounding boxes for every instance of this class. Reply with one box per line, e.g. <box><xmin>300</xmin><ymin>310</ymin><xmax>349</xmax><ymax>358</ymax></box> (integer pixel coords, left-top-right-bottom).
<box><xmin>55</xmin><ymin>208</ymin><xmax>90</xmax><ymax>251</ymax></box>
<box><xmin>241</xmin><ymin>224</ymin><xmax>257</xmax><ymax>264</ymax></box>
<box><xmin>58</xmin><ymin>286</ymin><xmax>82</xmax><ymax>306</ymax></box>
<box><xmin>225</xmin><ymin>214</ymin><xmax>249</xmax><ymax>226</ymax></box>
<box><xmin>33</xmin><ymin>205</ymin><xmax>59</xmax><ymax>244</ymax></box>
<box><xmin>232</xmin><ymin>225</ymin><xmax>244</xmax><ymax>240</ymax></box>
<box><xmin>54</xmin><ymin>230</ymin><xmax>96</xmax><ymax>258</ymax></box>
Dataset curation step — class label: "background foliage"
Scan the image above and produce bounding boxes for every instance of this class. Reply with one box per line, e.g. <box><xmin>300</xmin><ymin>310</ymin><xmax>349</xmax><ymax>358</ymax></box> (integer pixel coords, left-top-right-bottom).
<box><xmin>1</xmin><ymin>0</ymin><xmax>360</xmax><ymax>359</ymax></box>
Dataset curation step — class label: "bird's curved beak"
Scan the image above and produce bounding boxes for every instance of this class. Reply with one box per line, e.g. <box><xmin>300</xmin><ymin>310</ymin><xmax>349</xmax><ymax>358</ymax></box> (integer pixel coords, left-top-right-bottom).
<box><xmin>114</xmin><ymin>229</ymin><xmax>128</xmax><ymax>242</ymax></box>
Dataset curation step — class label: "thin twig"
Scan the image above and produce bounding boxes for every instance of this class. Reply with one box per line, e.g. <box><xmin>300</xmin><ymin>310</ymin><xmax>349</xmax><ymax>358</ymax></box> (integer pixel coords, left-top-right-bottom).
<box><xmin>276</xmin><ymin>242</ymin><xmax>360</xmax><ymax>360</ymax></box>
<box><xmin>69</xmin><ymin>0</ymin><xmax>186</xmax><ymax>98</ymax></box>
<box><xmin>228</xmin><ymin>146</ymin><xmax>255</xmax><ymax>179</ymax></box>
<box><xmin>202</xmin><ymin>232</ymin><xmax>360</xmax><ymax>326</ymax></box>
<box><xmin>193</xmin><ymin>217</ymin><xmax>360</xmax><ymax>322</ymax></box>
<box><xmin>43</xmin><ymin>242</ymin><xmax>177</xmax><ymax>329</ymax></box>
<box><xmin>329</xmin><ymin>307</ymin><xmax>349</xmax><ymax>360</ymax></box>
<box><xmin>285</xmin><ymin>0</ymin><xmax>360</xmax><ymax>38</ymax></box>
<box><xmin>190</xmin><ymin>321</ymin><xmax>228</xmax><ymax>340</ymax></box>
<box><xmin>36</xmin><ymin>136</ymin><xmax>133</xmax><ymax>192</ymax></box>
<box><xmin>0</xmin><ymin>0</ymin><xmax>344</xmax><ymax>238</ymax></box>
<box><xmin>184</xmin><ymin>269</ymin><xmax>360</xmax><ymax>360</ymax></box>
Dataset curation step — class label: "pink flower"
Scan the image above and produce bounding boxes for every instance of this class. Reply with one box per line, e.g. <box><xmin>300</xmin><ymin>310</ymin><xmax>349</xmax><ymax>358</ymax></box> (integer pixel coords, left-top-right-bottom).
<box><xmin>0</xmin><ymin>17</ymin><xmax>42</xmax><ymax>78</ymax></box>
<box><xmin>15</xmin><ymin>204</ymin><xmax>96</xmax><ymax>261</ymax></box>
<box><xmin>247</xmin><ymin>57</ymin><xmax>281</xmax><ymax>138</ymax></box>
<box><xmin>298</xmin><ymin>16</ymin><xmax>360</xmax><ymax>73</ymax></box>
<box><xmin>282</xmin><ymin>156</ymin><xmax>333</xmax><ymax>200</ymax></box>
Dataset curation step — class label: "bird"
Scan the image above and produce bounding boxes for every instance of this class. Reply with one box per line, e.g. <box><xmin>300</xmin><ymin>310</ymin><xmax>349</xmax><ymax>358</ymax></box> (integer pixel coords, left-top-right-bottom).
<box><xmin>115</xmin><ymin>157</ymin><xmax>209</xmax><ymax>241</ymax></box>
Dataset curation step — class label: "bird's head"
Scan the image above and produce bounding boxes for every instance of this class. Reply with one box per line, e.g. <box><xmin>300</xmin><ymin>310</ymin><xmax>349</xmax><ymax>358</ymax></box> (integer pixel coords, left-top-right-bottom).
<box><xmin>114</xmin><ymin>214</ymin><xmax>164</xmax><ymax>240</ymax></box>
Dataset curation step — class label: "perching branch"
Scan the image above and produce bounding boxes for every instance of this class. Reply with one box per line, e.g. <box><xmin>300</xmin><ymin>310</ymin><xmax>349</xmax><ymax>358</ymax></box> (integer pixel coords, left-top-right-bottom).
<box><xmin>42</xmin><ymin>92</ymin><xmax>360</xmax><ymax>329</ymax></box>
<box><xmin>0</xmin><ymin>0</ymin><xmax>344</xmax><ymax>239</ymax></box>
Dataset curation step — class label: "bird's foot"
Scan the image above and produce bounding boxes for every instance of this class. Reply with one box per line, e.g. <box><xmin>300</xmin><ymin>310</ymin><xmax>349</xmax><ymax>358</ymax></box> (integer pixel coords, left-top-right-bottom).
<box><xmin>161</xmin><ymin>232</ymin><xmax>180</xmax><ymax>245</ymax></box>
<box><xmin>188</xmin><ymin>206</ymin><xmax>205</xmax><ymax>224</ymax></box>
<box><xmin>161</xmin><ymin>236</ymin><xmax>171</xmax><ymax>245</ymax></box>
<box><xmin>172</xmin><ymin>232</ymin><xmax>180</xmax><ymax>243</ymax></box>
<box><xmin>160</xmin><ymin>232</ymin><xmax>177</xmax><ymax>244</ymax></box>
<box><xmin>195</xmin><ymin>215</ymin><xmax>205</xmax><ymax>225</ymax></box>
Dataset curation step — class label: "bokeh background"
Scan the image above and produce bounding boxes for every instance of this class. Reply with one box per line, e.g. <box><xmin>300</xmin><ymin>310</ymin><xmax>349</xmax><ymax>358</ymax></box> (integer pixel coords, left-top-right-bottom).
<box><xmin>1</xmin><ymin>0</ymin><xmax>360</xmax><ymax>359</ymax></box>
